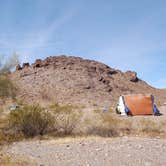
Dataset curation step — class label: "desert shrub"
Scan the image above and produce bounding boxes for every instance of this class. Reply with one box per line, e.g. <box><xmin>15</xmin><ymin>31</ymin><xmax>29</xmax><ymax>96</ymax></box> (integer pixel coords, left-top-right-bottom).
<box><xmin>96</xmin><ymin>113</ymin><xmax>121</xmax><ymax>136</ymax></box>
<box><xmin>86</xmin><ymin>109</ymin><xmax>119</xmax><ymax>137</ymax></box>
<box><xmin>88</xmin><ymin>108</ymin><xmax>166</xmax><ymax>137</ymax></box>
<box><xmin>0</xmin><ymin>53</ymin><xmax>19</xmax><ymax>73</ymax></box>
<box><xmin>0</xmin><ymin>114</ymin><xmax>24</xmax><ymax>145</ymax></box>
<box><xmin>49</xmin><ymin>104</ymin><xmax>81</xmax><ymax>135</ymax></box>
<box><xmin>87</xmin><ymin>109</ymin><xmax>134</xmax><ymax>137</ymax></box>
<box><xmin>0</xmin><ymin>74</ymin><xmax>16</xmax><ymax>99</ymax></box>
<box><xmin>137</xmin><ymin>119</ymin><xmax>161</xmax><ymax>134</ymax></box>
<box><xmin>9</xmin><ymin>105</ymin><xmax>54</xmax><ymax>137</ymax></box>
<box><xmin>0</xmin><ymin>53</ymin><xmax>19</xmax><ymax>99</ymax></box>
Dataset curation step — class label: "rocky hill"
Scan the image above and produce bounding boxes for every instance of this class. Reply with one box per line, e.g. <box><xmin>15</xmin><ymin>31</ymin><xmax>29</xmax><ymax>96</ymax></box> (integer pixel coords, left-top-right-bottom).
<box><xmin>11</xmin><ymin>55</ymin><xmax>166</xmax><ymax>107</ymax></box>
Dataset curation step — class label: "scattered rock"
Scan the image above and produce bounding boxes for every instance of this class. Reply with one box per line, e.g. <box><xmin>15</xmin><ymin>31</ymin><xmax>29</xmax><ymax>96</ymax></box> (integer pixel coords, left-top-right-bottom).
<box><xmin>11</xmin><ymin>55</ymin><xmax>166</xmax><ymax>106</ymax></box>
<box><xmin>137</xmin><ymin>145</ymin><xmax>143</xmax><ymax>149</ymax></box>
<box><xmin>107</xmin><ymin>69</ymin><xmax>118</xmax><ymax>75</ymax></box>
<box><xmin>2</xmin><ymin>137</ymin><xmax>166</xmax><ymax>166</ymax></box>
<box><xmin>84</xmin><ymin>86</ymin><xmax>91</xmax><ymax>89</ymax></box>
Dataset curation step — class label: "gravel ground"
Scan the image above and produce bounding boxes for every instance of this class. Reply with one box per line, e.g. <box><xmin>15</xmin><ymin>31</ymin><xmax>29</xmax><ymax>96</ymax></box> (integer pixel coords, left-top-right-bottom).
<box><xmin>1</xmin><ymin>136</ymin><xmax>166</xmax><ymax>166</ymax></box>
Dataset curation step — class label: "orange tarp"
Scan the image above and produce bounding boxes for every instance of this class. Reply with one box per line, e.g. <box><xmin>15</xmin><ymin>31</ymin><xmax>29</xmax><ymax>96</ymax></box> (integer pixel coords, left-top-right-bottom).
<box><xmin>124</xmin><ymin>95</ymin><xmax>153</xmax><ymax>115</ymax></box>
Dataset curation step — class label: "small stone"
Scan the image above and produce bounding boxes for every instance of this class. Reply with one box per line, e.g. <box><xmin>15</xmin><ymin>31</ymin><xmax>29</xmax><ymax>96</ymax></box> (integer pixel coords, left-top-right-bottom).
<box><xmin>96</xmin><ymin>148</ymin><xmax>102</xmax><ymax>151</ymax></box>
<box><xmin>138</xmin><ymin>145</ymin><xmax>143</xmax><ymax>149</ymax></box>
<box><xmin>127</xmin><ymin>154</ymin><xmax>131</xmax><ymax>157</ymax></box>
<box><xmin>105</xmin><ymin>153</ymin><xmax>108</xmax><ymax>157</ymax></box>
<box><xmin>144</xmin><ymin>162</ymin><xmax>151</xmax><ymax>166</ymax></box>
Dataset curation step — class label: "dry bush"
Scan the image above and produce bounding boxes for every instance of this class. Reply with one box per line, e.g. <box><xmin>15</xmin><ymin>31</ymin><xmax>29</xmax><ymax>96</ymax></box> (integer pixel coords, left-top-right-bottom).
<box><xmin>0</xmin><ymin>74</ymin><xmax>16</xmax><ymax>99</ymax></box>
<box><xmin>0</xmin><ymin>114</ymin><xmax>24</xmax><ymax>145</ymax></box>
<box><xmin>0</xmin><ymin>53</ymin><xmax>19</xmax><ymax>73</ymax></box>
<box><xmin>86</xmin><ymin>109</ymin><xmax>120</xmax><ymax>137</ymax></box>
<box><xmin>89</xmin><ymin>112</ymin><xmax>131</xmax><ymax>136</ymax></box>
<box><xmin>136</xmin><ymin>119</ymin><xmax>162</xmax><ymax>134</ymax></box>
<box><xmin>0</xmin><ymin>103</ymin><xmax>82</xmax><ymax>142</ymax></box>
<box><xmin>9</xmin><ymin>105</ymin><xmax>54</xmax><ymax>137</ymax></box>
<box><xmin>0</xmin><ymin>53</ymin><xmax>19</xmax><ymax>99</ymax></box>
<box><xmin>49</xmin><ymin>104</ymin><xmax>82</xmax><ymax>135</ymax></box>
<box><xmin>86</xmin><ymin>109</ymin><xmax>165</xmax><ymax>137</ymax></box>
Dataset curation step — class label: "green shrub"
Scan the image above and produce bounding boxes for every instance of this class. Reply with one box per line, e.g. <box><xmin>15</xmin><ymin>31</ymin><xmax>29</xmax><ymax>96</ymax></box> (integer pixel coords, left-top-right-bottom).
<box><xmin>9</xmin><ymin>105</ymin><xmax>54</xmax><ymax>137</ymax></box>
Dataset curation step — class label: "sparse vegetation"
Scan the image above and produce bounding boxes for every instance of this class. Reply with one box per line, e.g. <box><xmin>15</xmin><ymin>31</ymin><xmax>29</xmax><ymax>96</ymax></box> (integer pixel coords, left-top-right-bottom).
<box><xmin>0</xmin><ymin>154</ymin><xmax>37</xmax><ymax>166</ymax></box>
<box><xmin>0</xmin><ymin>53</ymin><xmax>19</xmax><ymax>99</ymax></box>
<box><xmin>87</xmin><ymin>109</ymin><xmax>165</xmax><ymax>137</ymax></box>
<box><xmin>0</xmin><ymin>103</ymin><xmax>165</xmax><ymax>145</ymax></box>
<box><xmin>0</xmin><ymin>103</ymin><xmax>82</xmax><ymax>142</ymax></box>
<box><xmin>0</xmin><ymin>53</ymin><xmax>19</xmax><ymax>73</ymax></box>
<box><xmin>9</xmin><ymin>104</ymin><xmax>54</xmax><ymax>137</ymax></box>
<box><xmin>0</xmin><ymin>74</ymin><xmax>16</xmax><ymax>99</ymax></box>
<box><xmin>49</xmin><ymin>103</ymin><xmax>82</xmax><ymax>135</ymax></box>
<box><xmin>0</xmin><ymin>113</ymin><xmax>24</xmax><ymax>145</ymax></box>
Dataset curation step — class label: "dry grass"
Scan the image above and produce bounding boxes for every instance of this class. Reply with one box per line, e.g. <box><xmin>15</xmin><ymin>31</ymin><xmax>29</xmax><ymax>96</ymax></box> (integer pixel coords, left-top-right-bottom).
<box><xmin>0</xmin><ymin>103</ymin><xmax>165</xmax><ymax>145</ymax></box>
<box><xmin>86</xmin><ymin>109</ymin><xmax>166</xmax><ymax>137</ymax></box>
<box><xmin>0</xmin><ymin>154</ymin><xmax>37</xmax><ymax>166</ymax></box>
<box><xmin>0</xmin><ymin>113</ymin><xmax>25</xmax><ymax>145</ymax></box>
<box><xmin>49</xmin><ymin>103</ymin><xmax>82</xmax><ymax>135</ymax></box>
<box><xmin>0</xmin><ymin>74</ymin><xmax>16</xmax><ymax>99</ymax></box>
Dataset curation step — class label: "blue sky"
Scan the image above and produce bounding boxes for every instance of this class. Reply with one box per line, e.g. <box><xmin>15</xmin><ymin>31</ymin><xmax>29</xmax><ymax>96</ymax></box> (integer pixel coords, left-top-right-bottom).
<box><xmin>0</xmin><ymin>0</ymin><xmax>166</xmax><ymax>88</ymax></box>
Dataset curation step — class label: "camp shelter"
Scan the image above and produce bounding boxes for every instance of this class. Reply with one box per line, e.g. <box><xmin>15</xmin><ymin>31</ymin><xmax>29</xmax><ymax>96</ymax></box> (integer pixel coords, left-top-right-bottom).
<box><xmin>116</xmin><ymin>94</ymin><xmax>160</xmax><ymax>116</ymax></box>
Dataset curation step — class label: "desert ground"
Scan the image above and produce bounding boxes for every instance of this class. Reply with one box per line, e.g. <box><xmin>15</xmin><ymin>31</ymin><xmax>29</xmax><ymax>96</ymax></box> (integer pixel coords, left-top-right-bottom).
<box><xmin>0</xmin><ymin>56</ymin><xmax>166</xmax><ymax>166</ymax></box>
<box><xmin>1</xmin><ymin>136</ymin><xmax>166</xmax><ymax>166</ymax></box>
<box><xmin>0</xmin><ymin>106</ymin><xmax>166</xmax><ymax>166</ymax></box>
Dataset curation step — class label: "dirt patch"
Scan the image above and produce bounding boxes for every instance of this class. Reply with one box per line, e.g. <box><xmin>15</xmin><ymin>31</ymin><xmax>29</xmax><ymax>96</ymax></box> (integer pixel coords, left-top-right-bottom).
<box><xmin>1</xmin><ymin>136</ymin><xmax>166</xmax><ymax>166</ymax></box>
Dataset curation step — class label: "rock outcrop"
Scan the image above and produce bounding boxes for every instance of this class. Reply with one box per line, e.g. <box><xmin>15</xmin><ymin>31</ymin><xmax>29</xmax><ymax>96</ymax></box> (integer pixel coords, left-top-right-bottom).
<box><xmin>125</xmin><ymin>71</ymin><xmax>139</xmax><ymax>82</ymax></box>
<box><xmin>12</xmin><ymin>55</ymin><xmax>166</xmax><ymax>107</ymax></box>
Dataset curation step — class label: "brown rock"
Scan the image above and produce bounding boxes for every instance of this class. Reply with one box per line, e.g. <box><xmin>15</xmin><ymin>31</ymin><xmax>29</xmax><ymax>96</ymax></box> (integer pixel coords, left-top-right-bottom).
<box><xmin>16</xmin><ymin>64</ymin><xmax>22</xmax><ymax>70</ymax></box>
<box><xmin>126</xmin><ymin>71</ymin><xmax>139</xmax><ymax>82</ymax></box>
<box><xmin>11</xmin><ymin>55</ymin><xmax>166</xmax><ymax>107</ymax></box>
<box><xmin>107</xmin><ymin>69</ymin><xmax>118</xmax><ymax>75</ymax></box>
<box><xmin>34</xmin><ymin>59</ymin><xmax>43</xmax><ymax>68</ymax></box>
<box><xmin>22</xmin><ymin>63</ymin><xmax>30</xmax><ymax>68</ymax></box>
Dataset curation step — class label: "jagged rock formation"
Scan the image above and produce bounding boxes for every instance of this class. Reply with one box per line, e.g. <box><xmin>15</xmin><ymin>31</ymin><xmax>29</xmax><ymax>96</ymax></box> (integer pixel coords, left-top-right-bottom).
<box><xmin>11</xmin><ymin>55</ymin><xmax>166</xmax><ymax>107</ymax></box>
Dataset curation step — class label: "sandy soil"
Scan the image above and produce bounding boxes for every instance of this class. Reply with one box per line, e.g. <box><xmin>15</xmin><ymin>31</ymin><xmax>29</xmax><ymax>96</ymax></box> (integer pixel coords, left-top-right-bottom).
<box><xmin>1</xmin><ymin>136</ymin><xmax>166</xmax><ymax>166</ymax></box>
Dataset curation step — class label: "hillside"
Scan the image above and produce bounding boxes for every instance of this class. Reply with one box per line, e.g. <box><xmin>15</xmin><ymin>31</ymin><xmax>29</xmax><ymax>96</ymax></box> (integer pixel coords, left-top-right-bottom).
<box><xmin>11</xmin><ymin>55</ymin><xmax>166</xmax><ymax>107</ymax></box>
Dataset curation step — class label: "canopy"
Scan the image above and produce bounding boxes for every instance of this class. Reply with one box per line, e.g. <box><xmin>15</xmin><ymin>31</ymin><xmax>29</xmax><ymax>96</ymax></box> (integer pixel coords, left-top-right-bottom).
<box><xmin>116</xmin><ymin>94</ymin><xmax>160</xmax><ymax>116</ymax></box>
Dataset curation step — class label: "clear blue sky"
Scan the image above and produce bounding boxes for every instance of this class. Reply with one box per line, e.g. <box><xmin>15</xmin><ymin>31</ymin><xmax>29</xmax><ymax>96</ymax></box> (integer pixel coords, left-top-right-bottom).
<box><xmin>0</xmin><ymin>0</ymin><xmax>166</xmax><ymax>88</ymax></box>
